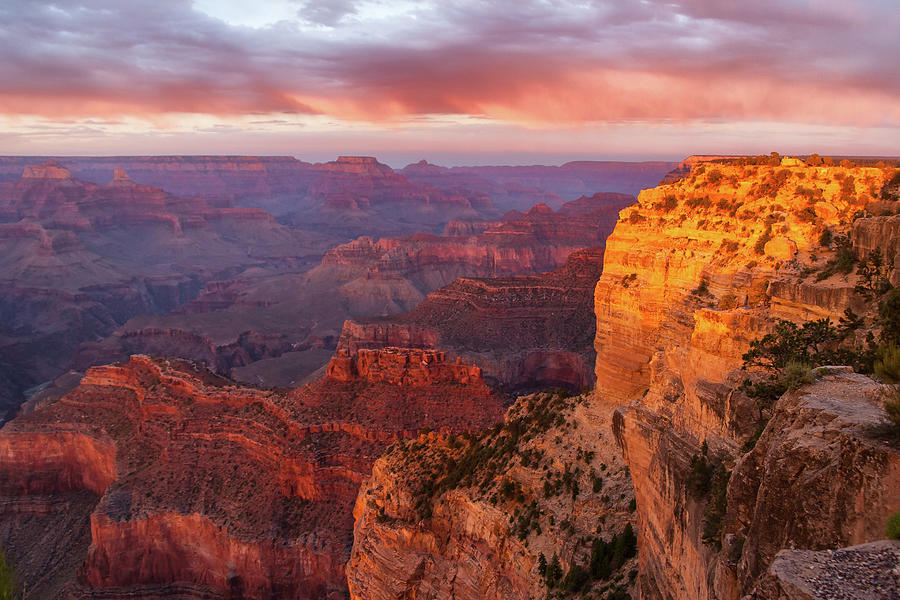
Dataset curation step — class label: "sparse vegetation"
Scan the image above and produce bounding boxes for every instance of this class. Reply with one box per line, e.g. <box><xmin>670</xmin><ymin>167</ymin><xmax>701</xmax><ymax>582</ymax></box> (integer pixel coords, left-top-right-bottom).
<box><xmin>718</xmin><ymin>293</ymin><xmax>739</xmax><ymax>310</ymax></box>
<box><xmin>657</xmin><ymin>195</ymin><xmax>678</xmax><ymax>211</ymax></box>
<box><xmin>741</xmin><ymin>317</ymin><xmax>876</xmax><ymax>406</ymax></box>
<box><xmin>684</xmin><ymin>443</ymin><xmax>731</xmax><ymax>547</ymax></box>
<box><xmin>0</xmin><ymin>546</ymin><xmax>24</xmax><ymax>600</ymax></box>
<box><xmin>816</xmin><ymin>233</ymin><xmax>855</xmax><ymax>280</ymax></box>
<box><xmin>692</xmin><ymin>278</ymin><xmax>711</xmax><ymax>298</ymax></box>
<box><xmin>855</xmin><ymin>249</ymin><xmax>893</xmax><ymax>300</ymax></box>
<box><xmin>887</xmin><ymin>510</ymin><xmax>900</xmax><ymax>540</ymax></box>
<box><xmin>754</xmin><ymin>227</ymin><xmax>772</xmax><ymax>255</ymax></box>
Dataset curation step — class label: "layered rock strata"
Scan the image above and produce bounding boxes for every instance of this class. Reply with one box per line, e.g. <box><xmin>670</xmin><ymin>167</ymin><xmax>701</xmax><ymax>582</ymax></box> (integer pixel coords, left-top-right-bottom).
<box><xmin>595</xmin><ymin>159</ymin><xmax>900</xmax><ymax>598</ymax></box>
<box><xmin>338</xmin><ymin>247</ymin><xmax>605</xmax><ymax>392</ymax></box>
<box><xmin>0</xmin><ymin>353</ymin><xmax>505</xmax><ymax>599</ymax></box>
<box><xmin>82</xmin><ymin>197</ymin><xmax>627</xmax><ymax>391</ymax></box>
<box><xmin>347</xmin><ymin>390</ymin><xmax>637</xmax><ymax>600</ymax></box>
<box><xmin>0</xmin><ymin>164</ymin><xmax>336</xmax><ymax>418</ymax></box>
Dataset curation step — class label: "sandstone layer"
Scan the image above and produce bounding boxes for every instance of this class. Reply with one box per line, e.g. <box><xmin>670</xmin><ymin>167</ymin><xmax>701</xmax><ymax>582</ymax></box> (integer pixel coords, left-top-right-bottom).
<box><xmin>0</xmin><ymin>353</ymin><xmax>505</xmax><ymax>599</ymax></box>
<box><xmin>347</xmin><ymin>390</ymin><xmax>638</xmax><ymax>600</ymax></box>
<box><xmin>593</xmin><ymin>158</ymin><xmax>900</xmax><ymax>598</ymax></box>
<box><xmin>338</xmin><ymin>246</ymin><xmax>605</xmax><ymax>393</ymax></box>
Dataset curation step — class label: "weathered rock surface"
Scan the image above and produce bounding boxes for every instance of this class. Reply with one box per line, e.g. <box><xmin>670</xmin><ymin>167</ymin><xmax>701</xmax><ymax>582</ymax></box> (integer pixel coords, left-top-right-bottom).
<box><xmin>753</xmin><ymin>540</ymin><xmax>900</xmax><ymax>600</ymax></box>
<box><xmin>339</xmin><ymin>247</ymin><xmax>605</xmax><ymax>392</ymax></box>
<box><xmin>0</xmin><ymin>354</ymin><xmax>505</xmax><ymax>599</ymax></box>
<box><xmin>597</xmin><ymin>160</ymin><xmax>900</xmax><ymax>599</ymax></box>
<box><xmin>347</xmin><ymin>390</ymin><xmax>637</xmax><ymax>600</ymax></box>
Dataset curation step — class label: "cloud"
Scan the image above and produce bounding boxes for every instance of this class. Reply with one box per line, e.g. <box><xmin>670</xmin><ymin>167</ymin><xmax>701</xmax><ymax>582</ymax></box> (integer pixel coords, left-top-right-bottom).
<box><xmin>298</xmin><ymin>0</ymin><xmax>358</xmax><ymax>26</ymax></box>
<box><xmin>0</xmin><ymin>0</ymin><xmax>897</xmax><ymax>129</ymax></box>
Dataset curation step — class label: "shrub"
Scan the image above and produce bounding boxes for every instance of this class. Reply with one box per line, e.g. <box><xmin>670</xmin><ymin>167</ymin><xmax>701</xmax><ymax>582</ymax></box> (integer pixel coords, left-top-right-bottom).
<box><xmin>721</xmin><ymin>240</ymin><xmax>740</xmax><ymax>253</ymax></box>
<box><xmin>701</xmin><ymin>465</ymin><xmax>731</xmax><ymax>547</ymax></box>
<box><xmin>707</xmin><ymin>169</ymin><xmax>723</xmax><ymax>185</ymax></box>
<box><xmin>819</xmin><ymin>228</ymin><xmax>833</xmax><ymax>247</ymax></box>
<box><xmin>796</xmin><ymin>206</ymin><xmax>818</xmax><ymax>223</ymax></box>
<box><xmin>658</xmin><ymin>195</ymin><xmax>678</xmax><ymax>211</ymax></box>
<box><xmin>544</xmin><ymin>554</ymin><xmax>563</xmax><ymax>587</ymax></box>
<box><xmin>855</xmin><ymin>249</ymin><xmax>893</xmax><ymax>300</ymax></box>
<box><xmin>754</xmin><ymin>228</ymin><xmax>772</xmax><ymax>255</ymax></box>
<box><xmin>561</xmin><ymin>563</ymin><xmax>589</xmax><ymax>593</ymax></box>
<box><xmin>887</xmin><ymin>510</ymin><xmax>900</xmax><ymax>540</ymax></box>
<box><xmin>781</xmin><ymin>361</ymin><xmax>815</xmax><ymax>391</ymax></box>
<box><xmin>0</xmin><ymin>546</ymin><xmax>24</xmax><ymax>600</ymax></box>
<box><xmin>718</xmin><ymin>293</ymin><xmax>739</xmax><ymax>310</ymax></box>
<box><xmin>885</xmin><ymin>394</ymin><xmax>900</xmax><ymax>439</ymax></box>
<box><xmin>687</xmin><ymin>448</ymin><xmax>712</xmax><ymax>499</ymax></box>
<box><xmin>880</xmin><ymin>288</ymin><xmax>900</xmax><ymax>344</ymax></box>
<box><xmin>876</xmin><ymin>345</ymin><xmax>900</xmax><ymax>384</ymax></box>
<box><xmin>692</xmin><ymin>279</ymin><xmax>711</xmax><ymax>297</ymax></box>
<box><xmin>816</xmin><ymin>234</ymin><xmax>855</xmax><ymax>280</ymax></box>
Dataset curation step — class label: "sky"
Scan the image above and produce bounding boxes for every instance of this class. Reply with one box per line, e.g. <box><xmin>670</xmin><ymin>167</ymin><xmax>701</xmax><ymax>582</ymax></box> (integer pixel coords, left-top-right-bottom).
<box><xmin>0</xmin><ymin>0</ymin><xmax>898</xmax><ymax>166</ymax></box>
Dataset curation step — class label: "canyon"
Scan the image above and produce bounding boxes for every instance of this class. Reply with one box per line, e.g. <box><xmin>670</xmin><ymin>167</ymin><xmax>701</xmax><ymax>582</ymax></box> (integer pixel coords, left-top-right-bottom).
<box><xmin>1</xmin><ymin>156</ymin><xmax>898</xmax><ymax>600</ymax></box>
<box><xmin>0</xmin><ymin>153</ymin><xmax>652</xmax><ymax>418</ymax></box>
<box><xmin>336</xmin><ymin>245</ymin><xmax>604</xmax><ymax>393</ymax></box>
<box><xmin>345</xmin><ymin>158</ymin><xmax>900</xmax><ymax>599</ymax></box>
<box><xmin>73</xmin><ymin>193</ymin><xmax>630</xmax><ymax>391</ymax></box>
<box><xmin>0</xmin><ymin>352</ymin><xmax>505</xmax><ymax>599</ymax></box>
<box><xmin>0</xmin><ymin>162</ymin><xmax>336</xmax><ymax>418</ymax></box>
<box><xmin>0</xmin><ymin>156</ymin><xmax>674</xmax><ymax>237</ymax></box>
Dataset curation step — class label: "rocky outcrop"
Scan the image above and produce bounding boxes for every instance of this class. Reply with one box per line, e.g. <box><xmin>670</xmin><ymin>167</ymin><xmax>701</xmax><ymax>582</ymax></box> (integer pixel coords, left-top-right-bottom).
<box><xmin>347</xmin><ymin>390</ymin><xmax>637</xmax><ymax>600</ymax></box>
<box><xmin>0</xmin><ymin>354</ymin><xmax>505</xmax><ymax>598</ymax></box>
<box><xmin>338</xmin><ymin>247</ymin><xmax>606</xmax><ymax>393</ymax></box>
<box><xmin>594</xmin><ymin>160</ymin><xmax>885</xmax><ymax>402</ymax></box>
<box><xmin>595</xmin><ymin>159</ymin><xmax>900</xmax><ymax>599</ymax></box>
<box><xmin>853</xmin><ymin>214</ymin><xmax>900</xmax><ymax>286</ymax></box>
<box><xmin>753</xmin><ymin>540</ymin><xmax>900</xmax><ymax>599</ymax></box>
<box><xmin>326</xmin><ymin>348</ymin><xmax>485</xmax><ymax>387</ymax></box>
<box><xmin>726</xmin><ymin>369</ymin><xmax>900</xmax><ymax>594</ymax></box>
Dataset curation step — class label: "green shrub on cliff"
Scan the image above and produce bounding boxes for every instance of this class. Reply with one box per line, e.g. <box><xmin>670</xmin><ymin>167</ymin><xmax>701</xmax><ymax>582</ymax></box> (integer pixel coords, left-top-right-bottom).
<box><xmin>880</xmin><ymin>288</ymin><xmax>900</xmax><ymax>344</ymax></box>
<box><xmin>0</xmin><ymin>546</ymin><xmax>25</xmax><ymax>600</ymax></box>
<box><xmin>887</xmin><ymin>510</ymin><xmax>900</xmax><ymax>540</ymax></box>
<box><xmin>816</xmin><ymin>233</ymin><xmax>855</xmax><ymax>280</ymax></box>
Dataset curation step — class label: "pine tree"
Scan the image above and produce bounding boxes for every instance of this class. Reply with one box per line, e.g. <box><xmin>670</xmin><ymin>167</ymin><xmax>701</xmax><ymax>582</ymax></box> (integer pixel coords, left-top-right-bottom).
<box><xmin>537</xmin><ymin>553</ymin><xmax>547</xmax><ymax>577</ymax></box>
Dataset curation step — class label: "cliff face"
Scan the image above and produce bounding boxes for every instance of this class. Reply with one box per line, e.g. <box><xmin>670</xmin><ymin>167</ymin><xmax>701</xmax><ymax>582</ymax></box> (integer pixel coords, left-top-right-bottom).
<box><xmin>0</xmin><ymin>353</ymin><xmax>505</xmax><ymax>599</ymax></box>
<box><xmin>338</xmin><ymin>247</ymin><xmax>605</xmax><ymax>392</ymax></box>
<box><xmin>350</xmin><ymin>159</ymin><xmax>900</xmax><ymax>600</ymax></box>
<box><xmin>594</xmin><ymin>159</ymin><xmax>900</xmax><ymax>599</ymax></box>
<box><xmin>82</xmin><ymin>197</ymin><xmax>628</xmax><ymax>392</ymax></box>
<box><xmin>347</xmin><ymin>390</ymin><xmax>638</xmax><ymax>600</ymax></box>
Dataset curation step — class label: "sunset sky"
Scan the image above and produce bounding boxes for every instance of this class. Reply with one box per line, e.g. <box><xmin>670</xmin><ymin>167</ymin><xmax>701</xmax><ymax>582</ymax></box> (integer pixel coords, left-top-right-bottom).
<box><xmin>1</xmin><ymin>0</ymin><xmax>898</xmax><ymax>165</ymax></box>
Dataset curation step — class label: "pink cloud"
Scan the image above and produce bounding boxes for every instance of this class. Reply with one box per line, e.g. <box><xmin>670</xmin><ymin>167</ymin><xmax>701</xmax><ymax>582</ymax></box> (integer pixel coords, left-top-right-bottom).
<box><xmin>0</xmin><ymin>0</ymin><xmax>897</xmax><ymax>129</ymax></box>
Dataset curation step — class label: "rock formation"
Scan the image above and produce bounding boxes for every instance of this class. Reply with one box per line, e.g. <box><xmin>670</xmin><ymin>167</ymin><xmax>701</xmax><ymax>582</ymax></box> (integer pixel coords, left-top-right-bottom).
<box><xmin>345</xmin><ymin>158</ymin><xmax>900</xmax><ymax>600</ymax></box>
<box><xmin>347</xmin><ymin>389</ymin><xmax>638</xmax><ymax>600</ymax></box>
<box><xmin>338</xmin><ymin>246</ymin><xmax>605</xmax><ymax>393</ymax></box>
<box><xmin>0</xmin><ymin>353</ymin><xmax>505</xmax><ymax>599</ymax></box>
<box><xmin>400</xmin><ymin>160</ymin><xmax>677</xmax><ymax>210</ymax></box>
<box><xmin>0</xmin><ymin>164</ymin><xmax>337</xmax><ymax>418</ymax></box>
<box><xmin>595</xmin><ymin>159</ymin><xmax>900</xmax><ymax>598</ymax></box>
<box><xmin>81</xmin><ymin>196</ymin><xmax>629</xmax><ymax>391</ymax></box>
